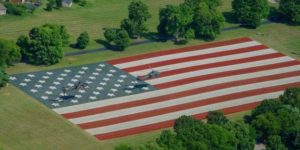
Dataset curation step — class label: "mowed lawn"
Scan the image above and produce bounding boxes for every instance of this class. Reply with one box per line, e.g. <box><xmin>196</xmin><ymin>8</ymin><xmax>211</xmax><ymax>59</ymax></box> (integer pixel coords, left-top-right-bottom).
<box><xmin>0</xmin><ymin>0</ymin><xmax>300</xmax><ymax>150</ymax></box>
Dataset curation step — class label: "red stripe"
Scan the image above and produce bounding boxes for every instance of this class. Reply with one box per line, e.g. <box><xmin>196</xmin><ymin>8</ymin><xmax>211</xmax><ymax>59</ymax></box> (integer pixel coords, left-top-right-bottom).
<box><xmin>62</xmin><ymin>61</ymin><xmax>299</xmax><ymax>119</ymax></box>
<box><xmin>78</xmin><ymin>78</ymin><xmax>300</xmax><ymax>129</ymax></box>
<box><xmin>156</xmin><ymin>60</ymin><xmax>300</xmax><ymax>89</ymax></box>
<box><xmin>108</xmin><ymin>37</ymin><xmax>253</xmax><ymax>65</ymax></box>
<box><xmin>147</xmin><ymin>53</ymin><xmax>283</xmax><ymax>80</ymax></box>
<box><xmin>94</xmin><ymin>100</ymin><xmax>273</xmax><ymax>140</ymax></box>
<box><xmin>123</xmin><ymin>45</ymin><xmax>267</xmax><ymax>72</ymax></box>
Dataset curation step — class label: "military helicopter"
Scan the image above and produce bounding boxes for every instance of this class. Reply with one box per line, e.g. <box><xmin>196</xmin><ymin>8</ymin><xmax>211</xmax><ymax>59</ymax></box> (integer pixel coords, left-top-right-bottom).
<box><xmin>136</xmin><ymin>67</ymin><xmax>161</xmax><ymax>80</ymax></box>
<box><xmin>61</xmin><ymin>81</ymin><xmax>88</xmax><ymax>99</ymax></box>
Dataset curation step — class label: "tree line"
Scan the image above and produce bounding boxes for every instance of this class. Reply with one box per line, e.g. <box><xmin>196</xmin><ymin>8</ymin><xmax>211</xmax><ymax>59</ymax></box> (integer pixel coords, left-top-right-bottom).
<box><xmin>114</xmin><ymin>87</ymin><xmax>300</xmax><ymax>150</ymax></box>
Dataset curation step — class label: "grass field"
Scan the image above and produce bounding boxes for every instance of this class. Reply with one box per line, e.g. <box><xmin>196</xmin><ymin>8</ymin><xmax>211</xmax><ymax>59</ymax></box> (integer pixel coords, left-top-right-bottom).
<box><xmin>0</xmin><ymin>0</ymin><xmax>300</xmax><ymax>149</ymax></box>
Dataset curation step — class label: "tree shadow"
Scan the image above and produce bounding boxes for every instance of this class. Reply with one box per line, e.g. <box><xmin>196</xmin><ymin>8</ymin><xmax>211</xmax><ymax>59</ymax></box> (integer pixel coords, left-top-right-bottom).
<box><xmin>223</xmin><ymin>11</ymin><xmax>237</xmax><ymax>24</ymax></box>
<box><xmin>95</xmin><ymin>39</ymin><xmax>123</xmax><ymax>51</ymax></box>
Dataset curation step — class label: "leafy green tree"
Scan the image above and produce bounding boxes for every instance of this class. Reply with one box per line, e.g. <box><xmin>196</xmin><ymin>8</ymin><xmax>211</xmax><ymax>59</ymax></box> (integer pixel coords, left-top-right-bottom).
<box><xmin>156</xmin><ymin>130</ymin><xmax>184</xmax><ymax>150</ymax></box>
<box><xmin>232</xmin><ymin>0</ymin><xmax>269</xmax><ymax>28</ymax></box>
<box><xmin>279</xmin><ymin>0</ymin><xmax>300</xmax><ymax>25</ymax></box>
<box><xmin>207</xmin><ymin>111</ymin><xmax>229</xmax><ymax>125</ymax></box>
<box><xmin>279</xmin><ymin>87</ymin><xmax>300</xmax><ymax>108</ymax></box>
<box><xmin>56</xmin><ymin>0</ymin><xmax>62</xmax><ymax>8</ymax></box>
<box><xmin>0</xmin><ymin>39</ymin><xmax>21</xmax><ymax>67</ymax></box>
<box><xmin>266</xmin><ymin>135</ymin><xmax>288</xmax><ymax>150</ymax></box>
<box><xmin>76</xmin><ymin>32</ymin><xmax>89</xmax><ymax>49</ymax></box>
<box><xmin>224</xmin><ymin>121</ymin><xmax>256</xmax><ymax>150</ymax></box>
<box><xmin>46</xmin><ymin>0</ymin><xmax>55</xmax><ymax>11</ymax></box>
<box><xmin>183</xmin><ymin>0</ymin><xmax>222</xmax><ymax>10</ymax></box>
<box><xmin>0</xmin><ymin>68</ymin><xmax>9</xmax><ymax>87</ymax></box>
<box><xmin>157</xmin><ymin>4</ymin><xmax>194</xmax><ymax>41</ymax></box>
<box><xmin>17</xmin><ymin>24</ymin><xmax>68</xmax><ymax>65</ymax></box>
<box><xmin>250</xmin><ymin>99</ymin><xmax>282</xmax><ymax>119</ymax></box>
<box><xmin>121</xmin><ymin>1</ymin><xmax>151</xmax><ymax>38</ymax></box>
<box><xmin>104</xmin><ymin>28</ymin><xmax>130</xmax><ymax>50</ymax></box>
<box><xmin>193</xmin><ymin>2</ymin><xmax>224</xmax><ymax>40</ymax></box>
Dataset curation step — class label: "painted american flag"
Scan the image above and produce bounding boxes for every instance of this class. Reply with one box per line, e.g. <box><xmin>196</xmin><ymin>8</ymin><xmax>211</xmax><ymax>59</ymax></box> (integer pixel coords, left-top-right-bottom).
<box><xmin>12</xmin><ymin>37</ymin><xmax>300</xmax><ymax>140</ymax></box>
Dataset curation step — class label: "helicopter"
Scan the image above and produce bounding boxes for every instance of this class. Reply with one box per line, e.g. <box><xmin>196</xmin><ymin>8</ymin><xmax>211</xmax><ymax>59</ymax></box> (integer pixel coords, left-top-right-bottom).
<box><xmin>61</xmin><ymin>81</ymin><xmax>88</xmax><ymax>98</ymax></box>
<box><xmin>136</xmin><ymin>67</ymin><xmax>162</xmax><ymax>80</ymax></box>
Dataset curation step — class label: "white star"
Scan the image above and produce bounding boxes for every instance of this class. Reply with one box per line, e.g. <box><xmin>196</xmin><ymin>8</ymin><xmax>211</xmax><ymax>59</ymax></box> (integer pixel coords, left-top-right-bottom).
<box><xmin>75</xmin><ymin>75</ymin><xmax>81</xmax><ymax>78</ymax></box>
<box><xmin>49</xmin><ymin>86</ymin><xmax>57</xmax><ymax>90</ymax></box>
<box><xmin>52</xmin><ymin>103</ymin><xmax>59</xmax><ymax>107</ymax></box>
<box><xmin>53</xmin><ymin>82</ymin><xmax>60</xmax><ymax>85</ymax></box>
<box><xmin>89</xmin><ymin>76</ymin><xmax>96</xmax><ymax>80</ymax></box>
<box><xmin>120</xmin><ymin>75</ymin><xmax>127</xmax><ymax>78</ymax></box>
<box><xmin>79</xmin><ymin>89</ymin><xmax>86</xmax><ymax>93</ymax></box>
<box><xmin>114</xmin><ymin>84</ymin><xmax>121</xmax><ymax>87</ymax></box>
<box><xmin>42</xmin><ymin>76</ymin><xmax>49</xmax><ymax>79</ymax></box>
<box><xmin>71</xmin><ymin>99</ymin><xmax>78</xmax><ymax>103</ymax></box>
<box><xmin>89</xmin><ymin>96</ymin><xmax>96</xmax><ymax>100</ymax></box>
<box><xmin>125</xmin><ymin>90</ymin><xmax>132</xmax><ymax>94</ymax></box>
<box><xmin>78</xmin><ymin>71</ymin><xmax>85</xmax><ymax>74</ymax></box>
<box><xmin>45</xmin><ymin>91</ymin><xmax>53</xmax><ymax>95</ymax></box>
<box><xmin>24</xmin><ymin>78</ymin><xmax>31</xmax><ymax>82</ymax></box>
<box><xmin>59</xmin><ymin>93</ymin><xmax>65</xmax><ymax>96</ymax></box>
<box><xmin>64</xmin><ymin>69</ymin><xmax>71</xmax><ymax>73</ymax></box>
<box><xmin>106</xmin><ymin>73</ymin><xmax>113</xmax><ymax>77</ymax></box>
<box><xmin>81</xmin><ymin>66</ymin><xmax>88</xmax><ymax>70</ymax></box>
<box><xmin>60</xmin><ymin>73</ymin><xmax>67</xmax><ymax>77</ymax></box>
<box><xmin>30</xmin><ymin>89</ymin><xmax>38</xmax><ymax>93</ymax></box>
<box><xmin>38</xmin><ymin>80</ymin><xmax>45</xmax><ymax>84</ymax></box>
<box><xmin>9</xmin><ymin>76</ymin><xmax>17</xmax><ymax>80</ymax></box>
<box><xmin>96</xmin><ymin>87</ymin><xmax>103</xmax><ymax>90</ymax></box>
<box><xmin>41</xmin><ymin>96</ymin><xmax>48</xmax><ymax>100</ymax></box>
<box><xmin>128</xmin><ymin>85</ymin><xmax>134</xmax><ymax>89</ymax></box>
<box><xmin>57</xmin><ymin>77</ymin><xmax>64</xmax><ymax>81</ymax></box>
<box><xmin>46</xmin><ymin>72</ymin><xmax>53</xmax><ymax>75</ymax></box>
<box><xmin>111</xmin><ymin>88</ymin><xmax>118</xmax><ymax>92</ymax></box>
<box><xmin>92</xmin><ymin>72</ymin><xmax>99</xmax><ymax>76</ymax></box>
<box><xmin>93</xmin><ymin>91</ymin><xmax>100</xmax><ymax>95</ymax></box>
<box><xmin>110</xmin><ymin>69</ymin><xmax>116</xmax><ymax>73</ymax></box>
<box><xmin>68</xmin><ymin>83</ymin><xmax>74</xmax><ymax>87</ymax></box>
<box><xmin>20</xmin><ymin>83</ymin><xmax>27</xmax><ymax>86</ymax></box>
<box><xmin>98</xmin><ymin>64</ymin><xmax>105</xmax><ymax>67</ymax></box>
<box><xmin>96</xmin><ymin>68</ymin><xmax>102</xmax><ymax>71</ymax></box>
<box><xmin>75</xmin><ymin>95</ymin><xmax>82</xmax><ymax>98</ymax></box>
<box><xmin>117</xmin><ymin>79</ymin><xmax>124</xmax><ymax>83</ymax></box>
<box><xmin>71</xmin><ymin>78</ymin><xmax>78</xmax><ymax>82</ymax></box>
<box><xmin>86</xmin><ymin>81</ymin><xmax>92</xmax><ymax>84</ymax></box>
<box><xmin>28</xmin><ymin>74</ymin><xmax>35</xmax><ymax>78</ymax></box>
<box><xmin>107</xmin><ymin>93</ymin><xmax>115</xmax><ymax>97</ymax></box>
<box><xmin>142</xmin><ymin>87</ymin><xmax>150</xmax><ymax>90</ymax></box>
<box><xmin>100</xmin><ymin>82</ymin><xmax>107</xmax><ymax>86</ymax></box>
<box><xmin>103</xmin><ymin>78</ymin><xmax>110</xmax><ymax>81</ymax></box>
<box><xmin>35</xmin><ymin>84</ymin><xmax>43</xmax><ymax>88</ymax></box>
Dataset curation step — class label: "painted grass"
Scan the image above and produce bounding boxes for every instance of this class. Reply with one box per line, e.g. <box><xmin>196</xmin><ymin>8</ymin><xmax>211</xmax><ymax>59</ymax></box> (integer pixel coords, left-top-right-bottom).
<box><xmin>0</xmin><ymin>0</ymin><xmax>299</xmax><ymax>149</ymax></box>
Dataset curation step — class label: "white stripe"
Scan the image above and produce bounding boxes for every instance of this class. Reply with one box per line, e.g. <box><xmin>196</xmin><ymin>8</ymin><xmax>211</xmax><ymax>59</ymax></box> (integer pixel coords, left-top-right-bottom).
<box><xmin>130</xmin><ymin>48</ymin><xmax>281</xmax><ymax>76</ymax></box>
<box><xmin>147</xmin><ymin>54</ymin><xmax>290</xmax><ymax>85</ymax></box>
<box><xmin>70</xmin><ymin>75</ymin><xmax>300</xmax><ymax>124</ymax></box>
<box><xmin>53</xmin><ymin>60</ymin><xmax>297</xmax><ymax>114</ymax></box>
<box><xmin>87</xmin><ymin>92</ymin><xmax>283</xmax><ymax>135</ymax></box>
<box><xmin>115</xmin><ymin>41</ymin><xmax>260</xmax><ymax>69</ymax></box>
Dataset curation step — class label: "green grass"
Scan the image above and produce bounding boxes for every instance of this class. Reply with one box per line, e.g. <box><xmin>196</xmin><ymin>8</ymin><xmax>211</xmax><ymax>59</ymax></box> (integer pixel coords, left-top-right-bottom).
<box><xmin>0</xmin><ymin>0</ymin><xmax>300</xmax><ymax>149</ymax></box>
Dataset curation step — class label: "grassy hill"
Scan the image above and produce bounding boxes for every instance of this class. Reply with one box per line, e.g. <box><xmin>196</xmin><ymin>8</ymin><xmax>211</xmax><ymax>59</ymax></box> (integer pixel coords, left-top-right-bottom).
<box><xmin>0</xmin><ymin>0</ymin><xmax>300</xmax><ymax>149</ymax></box>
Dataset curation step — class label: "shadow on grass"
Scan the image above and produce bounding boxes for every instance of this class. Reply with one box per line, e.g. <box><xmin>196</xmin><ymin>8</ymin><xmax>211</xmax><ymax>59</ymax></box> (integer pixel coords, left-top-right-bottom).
<box><xmin>223</xmin><ymin>11</ymin><xmax>237</xmax><ymax>24</ymax></box>
<box><xmin>95</xmin><ymin>39</ymin><xmax>124</xmax><ymax>51</ymax></box>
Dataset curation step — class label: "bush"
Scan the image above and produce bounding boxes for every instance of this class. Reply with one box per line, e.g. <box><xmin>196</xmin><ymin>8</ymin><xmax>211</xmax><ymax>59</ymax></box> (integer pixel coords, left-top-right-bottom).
<box><xmin>104</xmin><ymin>28</ymin><xmax>130</xmax><ymax>50</ymax></box>
<box><xmin>0</xmin><ymin>68</ymin><xmax>9</xmax><ymax>87</ymax></box>
<box><xmin>4</xmin><ymin>2</ymin><xmax>27</xmax><ymax>16</ymax></box>
<box><xmin>279</xmin><ymin>0</ymin><xmax>300</xmax><ymax>25</ymax></box>
<box><xmin>76</xmin><ymin>32</ymin><xmax>89</xmax><ymax>49</ymax></box>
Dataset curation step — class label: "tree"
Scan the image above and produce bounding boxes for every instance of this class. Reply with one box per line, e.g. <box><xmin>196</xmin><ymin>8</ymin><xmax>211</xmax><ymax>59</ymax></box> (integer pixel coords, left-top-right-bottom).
<box><xmin>157</xmin><ymin>4</ymin><xmax>194</xmax><ymax>41</ymax></box>
<box><xmin>17</xmin><ymin>24</ymin><xmax>69</xmax><ymax>65</ymax></box>
<box><xmin>193</xmin><ymin>2</ymin><xmax>224</xmax><ymax>40</ymax></box>
<box><xmin>279</xmin><ymin>0</ymin><xmax>300</xmax><ymax>25</ymax></box>
<box><xmin>279</xmin><ymin>87</ymin><xmax>300</xmax><ymax>108</ymax></box>
<box><xmin>76</xmin><ymin>32</ymin><xmax>89</xmax><ymax>49</ymax></box>
<box><xmin>207</xmin><ymin>110</ymin><xmax>229</xmax><ymax>125</ymax></box>
<box><xmin>121</xmin><ymin>1</ymin><xmax>151</xmax><ymax>38</ymax></box>
<box><xmin>46</xmin><ymin>0</ymin><xmax>55</xmax><ymax>11</ymax></box>
<box><xmin>104</xmin><ymin>28</ymin><xmax>130</xmax><ymax>50</ymax></box>
<box><xmin>0</xmin><ymin>39</ymin><xmax>21</xmax><ymax>67</ymax></box>
<box><xmin>232</xmin><ymin>0</ymin><xmax>269</xmax><ymax>28</ymax></box>
<box><xmin>266</xmin><ymin>135</ymin><xmax>288</xmax><ymax>150</ymax></box>
<box><xmin>56</xmin><ymin>0</ymin><xmax>62</xmax><ymax>8</ymax></box>
<box><xmin>183</xmin><ymin>0</ymin><xmax>222</xmax><ymax>10</ymax></box>
<box><xmin>156</xmin><ymin>130</ymin><xmax>184</xmax><ymax>150</ymax></box>
<box><xmin>0</xmin><ymin>68</ymin><xmax>9</xmax><ymax>87</ymax></box>
<box><xmin>250</xmin><ymin>99</ymin><xmax>282</xmax><ymax>119</ymax></box>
